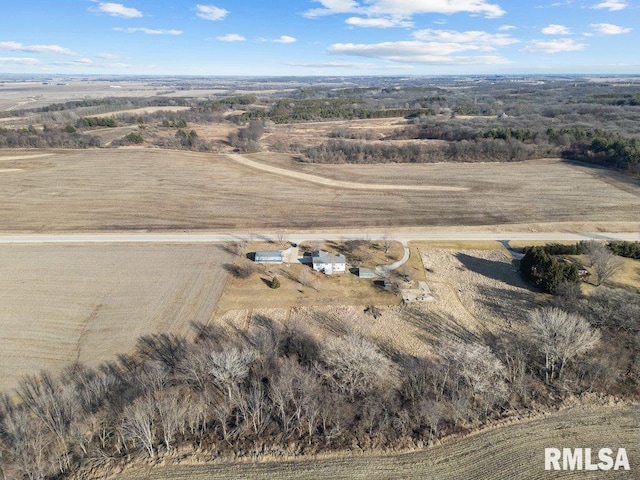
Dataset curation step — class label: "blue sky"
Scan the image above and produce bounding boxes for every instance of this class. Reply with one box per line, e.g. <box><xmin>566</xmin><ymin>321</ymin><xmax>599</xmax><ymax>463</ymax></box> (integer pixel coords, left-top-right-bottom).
<box><xmin>0</xmin><ymin>0</ymin><xmax>637</xmax><ymax>75</ymax></box>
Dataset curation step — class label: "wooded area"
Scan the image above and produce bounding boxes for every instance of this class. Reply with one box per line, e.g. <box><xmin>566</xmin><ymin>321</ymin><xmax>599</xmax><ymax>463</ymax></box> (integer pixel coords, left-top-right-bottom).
<box><xmin>0</xmin><ymin>281</ymin><xmax>638</xmax><ymax>479</ymax></box>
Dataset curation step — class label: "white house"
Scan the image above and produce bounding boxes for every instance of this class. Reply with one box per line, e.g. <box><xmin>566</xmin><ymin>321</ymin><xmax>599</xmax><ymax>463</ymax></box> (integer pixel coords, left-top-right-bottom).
<box><xmin>312</xmin><ymin>250</ymin><xmax>346</xmax><ymax>274</ymax></box>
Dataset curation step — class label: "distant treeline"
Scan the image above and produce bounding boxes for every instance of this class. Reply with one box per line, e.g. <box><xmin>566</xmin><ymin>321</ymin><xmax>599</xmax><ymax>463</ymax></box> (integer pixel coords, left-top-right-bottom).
<box><xmin>0</xmin><ymin>97</ymin><xmax>190</xmax><ymax>118</ymax></box>
<box><xmin>301</xmin><ymin>121</ymin><xmax>640</xmax><ymax>173</ymax></box>
<box><xmin>77</xmin><ymin>117</ymin><xmax>118</xmax><ymax>128</ymax></box>
<box><xmin>561</xmin><ymin>129</ymin><xmax>640</xmax><ymax>173</ymax></box>
<box><xmin>303</xmin><ymin>137</ymin><xmax>539</xmax><ymax>164</ymax></box>
<box><xmin>0</xmin><ymin>126</ymin><xmax>101</xmax><ymax>148</ymax></box>
<box><xmin>238</xmin><ymin>98</ymin><xmax>434</xmax><ymax>123</ymax></box>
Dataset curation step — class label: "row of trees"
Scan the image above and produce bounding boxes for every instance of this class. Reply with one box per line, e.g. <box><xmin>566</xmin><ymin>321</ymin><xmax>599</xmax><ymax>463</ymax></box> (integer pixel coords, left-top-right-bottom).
<box><xmin>4</xmin><ymin>296</ymin><xmax>628</xmax><ymax>480</ymax></box>
<box><xmin>608</xmin><ymin>241</ymin><xmax>640</xmax><ymax>259</ymax></box>
<box><xmin>0</xmin><ymin>126</ymin><xmax>101</xmax><ymax>149</ymax></box>
<box><xmin>302</xmin><ymin>137</ymin><xmax>537</xmax><ymax>164</ymax></box>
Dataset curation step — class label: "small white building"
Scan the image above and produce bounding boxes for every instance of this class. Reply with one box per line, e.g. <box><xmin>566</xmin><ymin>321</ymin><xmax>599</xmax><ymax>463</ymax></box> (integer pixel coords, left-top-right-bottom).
<box><xmin>312</xmin><ymin>250</ymin><xmax>346</xmax><ymax>274</ymax></box>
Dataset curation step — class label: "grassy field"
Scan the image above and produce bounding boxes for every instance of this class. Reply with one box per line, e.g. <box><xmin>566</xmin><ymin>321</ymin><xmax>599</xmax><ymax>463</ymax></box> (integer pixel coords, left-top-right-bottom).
<box><xmin>116</xmin><ymin>404</ymin><xmax>638</xmax><ymax>480</ymax></box>
<box><xmin>0</xmin><ymin>149</ymin><xmax>638</xmax><ymax>233</ymax></box>
<box><xmin>0</xmin><ymin>243</ymin><xmax>231</xmax><ymax>391</ymax></box>
<box><xmin>212</xmin><ymin>246</ymin><xmax>538</xmax><ymax>363</ymax></box>
<box><xmin>216</xmin><ymin>240</ymin><xmax>404</xmax><ymax>312</ymax></box>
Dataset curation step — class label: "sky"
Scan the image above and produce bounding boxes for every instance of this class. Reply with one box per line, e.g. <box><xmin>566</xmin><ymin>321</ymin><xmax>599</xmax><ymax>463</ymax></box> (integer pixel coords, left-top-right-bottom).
<box><xmin>0</xmin><ymin>0</ymin><xmax>638</xmax><ymax>76</ymax></box>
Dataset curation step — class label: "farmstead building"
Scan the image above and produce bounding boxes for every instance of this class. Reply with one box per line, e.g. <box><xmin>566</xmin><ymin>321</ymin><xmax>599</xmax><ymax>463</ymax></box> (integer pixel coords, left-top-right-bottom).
<box><xmin>255</xmin><ymin>251</ymin><xmax>284</xmax><ymax>264</ymax></box>
<box><xmin>312</xmin><ymin>250</ymin><xmax>346</xmax><ymax>274</ymax></box>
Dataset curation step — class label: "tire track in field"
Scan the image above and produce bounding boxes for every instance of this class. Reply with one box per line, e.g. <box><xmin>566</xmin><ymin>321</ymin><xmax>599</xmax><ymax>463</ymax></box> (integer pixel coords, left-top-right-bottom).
<box><xmin>224</xmin><ymin>153</ymin><xmax>468</xmax><ymax>192</ymax></box>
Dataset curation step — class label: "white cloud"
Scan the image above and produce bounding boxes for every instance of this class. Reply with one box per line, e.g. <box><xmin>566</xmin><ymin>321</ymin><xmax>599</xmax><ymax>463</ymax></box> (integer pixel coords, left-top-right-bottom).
<box><xmin>592</xmin><ymin>0</ymin><xmax>628</xmax><ymax>11</ymax></box>
<box><xmin>74</xmin><ymin>58</ymin><xmax>94</xmax><ymax>65</ymax></box>
<box><xmin>217</xmin><ymin>33</ymin><xmax>246</xmax><ymax>42</ymax></box>
<box><xmin>96</xmin><ymin>53</ymin><xmax>119</xmax><ymax>59</ymax></box>
<box><xmin>412</xmin><ymin>29</ymin><xmax>519</xmax><ymax>49</ymax></box>
<box><xmin>590</xmin><ymin>23</ymin><xmax>632</xmax><ymax>34</ymax></box>
<box><xmin>0</xmin><ymin>41</ymin><xmax>76</xmax><ymax>56</ymax></box>
<box><xmin>115</xmin><ymin>27</ymin><xmax>183</xmax><ymax>35</ymax></box>
<box><xmin>345</xmin><ymin>16</ymin><xmax>413</xmax><ymax>27</ymax></box>
<box><xmin>94</xmin><ymin>2</ymin><xmax>143</xmax><ymax>18</ymax></box>
<box><xmin>541</xmin><ymin>24</ymin><xmax>571</xmax><ymax>35</ymax></box>
<box><xmin>328</xmin><ymin>40</ymin><xmax>509</xmax><ymax>64</ymax></box>
<box><xmin>196</xmin><ymin>4</ymin><xmax>229</xmax><ymax>20</ymax></box>
<box><xmin>273</xmin><ymin>35</ymin><xmax>297</xmax><ymax>44</ymax></box>
<box><xmin>521</xmin><ymin>38</ymin><xmax>586</xmax><ymax>53</ymax></box>
<box><xmin>305</xmin><ymin>0</ymin><xmax>506</xmax><ymax>19</ymax></box>
<box><xmin>498</xmin><ymin>24</ymin><xmax>516</xmax><ymax>31</ymax></box>
<box><xmin>0</xmin><ymin>57</ymin><xmax>41</xmax><ymax>65</ymax></box>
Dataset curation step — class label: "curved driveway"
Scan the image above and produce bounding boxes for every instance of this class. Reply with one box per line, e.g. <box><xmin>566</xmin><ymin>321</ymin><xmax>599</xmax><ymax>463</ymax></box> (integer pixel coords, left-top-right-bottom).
<box><xmin>225</xmin><ymin>154</ymin><xmax>467</xmax><ymax>192</ymax></box>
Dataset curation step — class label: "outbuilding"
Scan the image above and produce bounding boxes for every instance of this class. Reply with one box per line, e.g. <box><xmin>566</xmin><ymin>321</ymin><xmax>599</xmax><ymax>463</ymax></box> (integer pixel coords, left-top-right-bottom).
<box><xmin>358</xmin><ymin>267</ymin><xmax>376</xmax><ymax>278</ymax></box>
<box><xmin>254</xmin><ymin>251</ymin><xmax>284</xmax><ymax>264</ymax></box>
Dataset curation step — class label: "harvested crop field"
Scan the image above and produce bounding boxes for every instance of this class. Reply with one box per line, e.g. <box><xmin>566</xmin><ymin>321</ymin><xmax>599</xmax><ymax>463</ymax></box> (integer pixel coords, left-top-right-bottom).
<box><xmin>0</xmin><ymin>243</ymin><xmax>231</xmax><ymax>391</ymax></box>
<box><xmin>119</xmin><ymin>404</ymin><xmax>638</xmax><ymax>480</ymax></box>
<box><xmin>0</xmin><ymin>149</ymin><xmax>639</xmax><ymax>232</ymax></box>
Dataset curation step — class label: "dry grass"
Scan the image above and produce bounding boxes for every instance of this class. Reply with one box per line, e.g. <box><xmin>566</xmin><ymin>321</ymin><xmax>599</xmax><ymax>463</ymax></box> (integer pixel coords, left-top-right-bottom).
<box><xmin>215</xmin><ymin>239</ymin><xmax>403</xmax><ymax>312</ymax></box>
<box><xmin>0</xmin><ymin>149</ymin><xmax>638</xmax><ymax>233</ymax></box>
<box><xmin>414</xmin><ymin>248</ymin><xmax>540</xmax><ymax>347</ymax></box>
<box><xmin>91</xmin><ymin>106</ymin><xmax>191</xmax><ymax>118</ymax></box>
<box><xmin>608</xmin><ymin>257</ymin><xmax>640</xmax><ymax>291</ymax></box>
<box><xmin>0</xmin><ymin>244</ymin><xmax>231</xmax><ymax>391</ymax></box>
<box><xmin>118</xmin><ymin>404</ymin><xmax>639</xmax><ymax>480</ymax></box>
<box><xmin>212</xmin><ymin>246</ymin><xmax>539</xmax><ymax>362</ymax></box>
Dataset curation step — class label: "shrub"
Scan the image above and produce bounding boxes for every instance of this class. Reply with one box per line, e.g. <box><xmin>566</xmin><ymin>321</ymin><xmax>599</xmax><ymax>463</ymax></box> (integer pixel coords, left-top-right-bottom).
<box><xmin>122</xmin><ymin>132</ymin><xmax>144</xmax><ymax>144</ymax></box>
<box><xmin>520</xmin><ymin>246</ymin><xmax>580</xmax><ymax>293</ymax></box>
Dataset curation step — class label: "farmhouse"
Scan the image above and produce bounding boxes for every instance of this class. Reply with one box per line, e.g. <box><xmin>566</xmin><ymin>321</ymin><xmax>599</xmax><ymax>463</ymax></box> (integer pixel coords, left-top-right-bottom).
<box><xmin>312</xmin><ymin>250</ymin><xmax>346</xmax><ymax>274</ymax></box>
<box><xmin>254</xmin><ymin>251</ymin><xmax>284</xmax><ymax>264</ymax></box>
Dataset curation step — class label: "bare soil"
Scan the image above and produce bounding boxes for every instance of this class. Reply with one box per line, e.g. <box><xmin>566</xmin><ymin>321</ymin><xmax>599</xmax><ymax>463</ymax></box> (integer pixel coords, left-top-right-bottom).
<box><xmin>0</xmin><ymin>149</ymin><xmax>638</xmax><ymax>233</ymax></box>
<box><xmin>0</xmin><ymin>244</ymin><xmax>231</xmax><ymax>391</ymax></box>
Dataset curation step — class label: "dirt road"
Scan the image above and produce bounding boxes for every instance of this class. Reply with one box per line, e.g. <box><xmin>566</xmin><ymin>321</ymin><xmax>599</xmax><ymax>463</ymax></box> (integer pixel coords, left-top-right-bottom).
<box><xmin>225</xmin><ymin>153</ymin><xmax>467</xmax><ymax>191</ymax></box>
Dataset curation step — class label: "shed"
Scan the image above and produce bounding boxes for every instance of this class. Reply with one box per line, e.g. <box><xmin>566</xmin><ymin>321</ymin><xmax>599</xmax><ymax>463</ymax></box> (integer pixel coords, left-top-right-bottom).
<box><xmin>312</xmin><ymin>250</ymin><xmax>346</xmax><ymax>274</ymax></box>
<box><xmin>358</xmin><ymin>267</ymin><xmax>376</xmax><ymax>278</ymax></box>
<box><xmin>254</xmin><ymin>251</ymin><xmax>284</xmax><ymax>264</ymax></box>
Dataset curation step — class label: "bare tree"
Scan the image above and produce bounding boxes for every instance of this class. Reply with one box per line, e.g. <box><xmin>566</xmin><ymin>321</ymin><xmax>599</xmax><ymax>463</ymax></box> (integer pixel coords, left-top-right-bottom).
<box><xmin>208</xmin><ymin>347</ymin><xmax>257</xmax><ymax>402</ymax></box>
<box><xmin>121</xmin><ymin>396</ymin><xmax>156</xmax><ymax>458</ymax></box>
<box><xmin>319</xmin><ymin>334</ymin><xmax>395</xmax><ymax>399</ymax></box>
<box><xmin>588</xmin><ymin>241</ymin><xmax>623</xmax><ymax>286</ymax></box>
<box><xmin>275</xmin><ymin>228</ymin><xmax>287</xmax><ymax>247</ymax></box>
<box><xmin>230</xmin><ymin>240</ymin><xmax>246</xmax><ymax>257</ymax></box>
<box><xmin>17</xmin><ymin>374</ymin><xmax>77</xmax><ymax>473</ymax></box>
<box><xmin>155</xmin><ymin>389</ymin><xmax>186</xmax><ymax>452</ymax></box>
<box><xmin>443</xmin><ymin>340</ymin><xmax>508</xmax><ymax>414</ymax></box>
<box><xmin>529</xmin><ymin>307</ymin><xmax>601</xmax><ymax>383</ymax></box>
<box><xmin>1</xmin><ymin>408</ymin><xmax>52</xmax><ymax>480</ymax></box>
<box><xmin>236</xmin><ymin>377</ymin><xmax>269</xmax><ymax>436</ymax></box>
<box><xmin>382</xmin><ymin>234</ymin><xmax>394</xmax><ymax>256</ymax></box>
